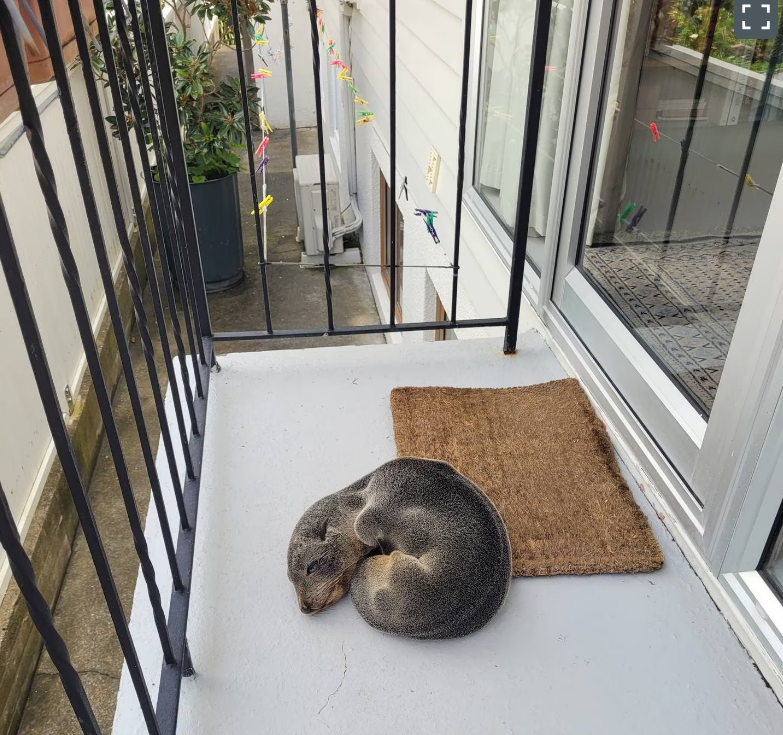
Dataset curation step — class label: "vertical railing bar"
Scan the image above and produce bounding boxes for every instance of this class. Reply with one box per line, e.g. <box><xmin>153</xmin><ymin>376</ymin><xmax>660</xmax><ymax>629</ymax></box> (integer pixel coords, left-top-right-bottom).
<box><xmin>139</xmin><ymin>17</ymin><xmax>208</xmax><ymax>369</ymax></box>
<box><xmin>0</xmin><ymin>194</ymin><xmax>161</xmax><ymax>735</ymax></box>
<box><xmin>281</xmin><ymin>0</ymin><xmax>298</xmax><ymax>163</ymax></box>
<box><xmin>155</xmin><ymin>340</ymin><xmax>212</xmax><ymax>735</ymax></box>
<box><xmin>724</xmin><ymin>22</ymin><xmax>783</xmax><ymax>241</ymax></box>
<box><xmin>135</xmin><ymin>2</ymin><xmax>208</xmax><ymax>369</ymax></box>
<box><xmin>307</xmin><ymin>0</ymin><xmax>335</xmax><ymax>332</ymax></box>
<box><xmin>112</xmin><ymin>5</ymin><xmax>201</xmax><ymax>430</ymax></box>
<box><xmin>388</xmin><ymin>0</ymin><xmax>397</xmax><ymax>327</ymax></box>
<box><xmin>0</xmin><ymin>480</ymin><xmax>102</xmax><ymax>735</ymax></box>
<box><xmin>90</xmin><ymin>0</ymin><xmax>199</xmax><ymax>481</ymax></box>
<box><xmin>64</xmin><ymin>0</ymin><xmax>191</xmax><ymax>532</ymax></box>
<box><xmin>160</xmin><ymin>153</ymin><xmax>208</xmax><ymax>364</ymax></box>
<box><xmin>450</xmin><ymin>0</ymin><xmax>474</xmax><ymax>325</ymax></box>
<box><xmin>142</xmin><ymin>0</ymin><xmax>213</xmax><ymax>343</ymax></box>
<box><xmin>128</xmin><ymin>0</ymin><xmax>204</xmax><ymax>387</ymax></box>
<box><xmin>503</xmin><ymin>0</ymin><xmax>552</xmax><ymax>354</ymax></box>
<box><xmin>0</xmin><ymin>0</ymin><xmax>176</xmax><ymax>669</ymax></box>
<box><xmin>37</xmin><ymin>0</ymin><xmax>183</xmax><ymax>592</ymax></box>
<box><xmin>227</xmin><ymin>0</ymin><xmax>274</xmax><ymax>333</ymax></box>
<box><xmin>116</xmin><ymin>0</ymin><xmax>205</xmax><ymax>405</ymax></box>
<box><xmin>663</xmin><ymin>0</ymin><xmax>720</xmax><ymax>244</ymax></box>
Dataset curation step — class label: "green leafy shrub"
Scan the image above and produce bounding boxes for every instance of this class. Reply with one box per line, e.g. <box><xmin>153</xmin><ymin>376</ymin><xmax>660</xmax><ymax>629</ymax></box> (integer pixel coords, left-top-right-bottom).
<box><xmin>92</xmin><ymin>0</ymin><xmax>273</xmax><ymax>183</ymax></box>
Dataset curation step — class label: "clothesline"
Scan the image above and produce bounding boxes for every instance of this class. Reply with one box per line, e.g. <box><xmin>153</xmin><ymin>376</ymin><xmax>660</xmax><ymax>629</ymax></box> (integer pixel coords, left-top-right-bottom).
<box><xmin>632</xmin><ymin>117</ymin><xmax>774</xmax><ymax>197</ymax></box>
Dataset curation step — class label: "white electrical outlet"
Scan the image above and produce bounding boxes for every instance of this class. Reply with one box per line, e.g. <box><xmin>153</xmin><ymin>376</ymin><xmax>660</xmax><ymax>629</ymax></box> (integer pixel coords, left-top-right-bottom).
<box><xmin>426</xmin><ymin>148</ymin><xmax>441</xmax><ymax>193</ymax></box>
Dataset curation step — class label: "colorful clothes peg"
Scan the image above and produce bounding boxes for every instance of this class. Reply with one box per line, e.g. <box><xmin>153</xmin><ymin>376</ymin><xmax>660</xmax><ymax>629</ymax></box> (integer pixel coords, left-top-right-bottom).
<box><xmin>356</xmin><ymin>110</ymin><xmax>374</xmax><ymax>125</ymax></box>
<box><xmin>259</xmin><ymin>113</ymin><xmax>273</xmax><ymax>134</ymax></box>
<box><xmin>337</xmin><ymin>67</ymin><xmax>353</xmax><ymax>83</ymax></box>
<box><xmin>745</xmin><ymin>174</ymin><xmax>758</xmax><ymax>189</ymax></box>
<box><xmin>251</xmin><ymin>194</ymin><xmax>274</xmax><ymax>215</ymax></box>
<box><xmin>625</xmin><ymin>205</ymin><xmax>647</xmax><ymax>233</ymax></box>
<box><xmin>355</xmin><ymin>96</ymin><xmax>369</xmax><ymax>106</ymax></box>
<box><xmin>650</xmin><ymin>122</ymin><xmax>660</xmax><ymax>142</ymax></box>
<box><xmin>251</xmin><ymin>68</ymin><xmax>272</xmax><ymax>79</ymax></box>
<box><xmin>255</xmin><ymin>155</ymin><xmax>270</xmax><ymax>174</ymax></box>
<box><xmin>617</xmin><ymin>201</ymin><xmax>636</xmax><ymax>225</ymax></box>
<box><xmin>255</xmin><ymin>136</ymin><xmax>269</xmax><ymax>157</ymax></box>
<box><xmin>415</xmin><ymin>209</ymin><xmax>440</xmax><ymax>244</ymax></box>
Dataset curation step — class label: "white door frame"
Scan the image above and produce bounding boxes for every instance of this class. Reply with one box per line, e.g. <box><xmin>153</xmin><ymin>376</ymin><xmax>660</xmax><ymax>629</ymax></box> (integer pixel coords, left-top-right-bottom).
<box><xmin>546</xmin><ymin>0</ymin><xmax>783</xmax><ymax>552</ymax></box>
<box><xmin>460</xmin><ymin>0</ymin><xmax>590</xmax><ymax>312</ymax></box>
<box><xmin>542</xmin><ymin>0</ymin><xmax>783</xmax><ymax>693</ymax></box>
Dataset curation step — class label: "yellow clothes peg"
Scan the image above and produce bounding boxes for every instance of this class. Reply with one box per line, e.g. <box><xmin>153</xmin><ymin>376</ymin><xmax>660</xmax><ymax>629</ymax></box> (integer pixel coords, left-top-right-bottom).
<box><xmin>259</xmin><ymin>112</ymin><xmax>273</xmax><ymax>134</ymax></box>
<box><xmin>251</xmin><ymin>195</ymin><xmax>274</xmax><ymax>215</ymax></box>
<box><xmin>355</xmin><ymin>96</ymin><xmax>369</xmax><ymax>106</ymax></box>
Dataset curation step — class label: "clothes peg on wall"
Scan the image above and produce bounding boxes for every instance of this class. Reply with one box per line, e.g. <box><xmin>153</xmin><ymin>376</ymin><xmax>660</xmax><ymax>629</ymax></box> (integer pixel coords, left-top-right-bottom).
<box><xmin>415</xmin><ymin>209</ymin><xmax>440</xmax><ymax>244</ymax></box>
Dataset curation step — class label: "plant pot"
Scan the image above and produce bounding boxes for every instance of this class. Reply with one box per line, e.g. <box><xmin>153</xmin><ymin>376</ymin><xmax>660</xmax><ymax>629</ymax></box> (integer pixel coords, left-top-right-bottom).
<box><xmin>153</xmin><ymin>172</ymin><xmax>244</xmax><ymax>294</ymax></box>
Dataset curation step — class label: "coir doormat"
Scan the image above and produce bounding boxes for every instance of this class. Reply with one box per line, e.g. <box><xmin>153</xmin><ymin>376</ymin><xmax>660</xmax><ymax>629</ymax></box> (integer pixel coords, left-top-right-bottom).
<box><xmin>390</xmin><ymin>379</ymin><xmax>663</xmax><ymax>576</ymax></box>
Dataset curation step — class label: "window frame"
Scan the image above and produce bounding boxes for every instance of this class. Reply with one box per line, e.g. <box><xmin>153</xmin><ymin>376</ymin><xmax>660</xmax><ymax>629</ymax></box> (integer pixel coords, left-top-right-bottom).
<box><xmin>544</xmin><ymin>0</ymin><xmax>783</xmax><ymax>697</ymax></box>
<box><xmin>462</xmin><ymin>0</ymin><xmax>589</xmax><ymax>312</ymax></box>
<box><xmin>379</xmin><ymin>171</ymin><xmax>403</xmax><ymax>322</ymax></box>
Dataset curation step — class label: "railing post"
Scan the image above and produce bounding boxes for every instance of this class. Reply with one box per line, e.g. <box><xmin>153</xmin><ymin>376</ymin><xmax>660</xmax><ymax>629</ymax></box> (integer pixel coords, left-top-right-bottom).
<box><xmin>450</xmin><ymin>0</ymin><xmax>474</xmax><ymax>325</ymax></box>
<box><xmin>281</xmin><ymin>0</ymin><xmax>299</xmax><ymax>164</ymax></box>
<box><xmin>307</xmin><ymin>0</ymin><xmax>335</xmax><ymax>331</ymax></box>
<box><xmin>228</xmin><ymin>0</ymin><xmax>274</xmax><ymax>333</ymax></box>
<box><xmin>388</xmin><ymin>0</ymin><xmax>397</xmax><ymax>327</ymax></box>
<box><xmin>503</xmin><ymin>0</ymin><xmax>553</xmax><ymax>354</ymax></box>
<box><xmin>141</xmin><ymin>0</ymin><xmax>213</xmax><ymax>338</ymax></box>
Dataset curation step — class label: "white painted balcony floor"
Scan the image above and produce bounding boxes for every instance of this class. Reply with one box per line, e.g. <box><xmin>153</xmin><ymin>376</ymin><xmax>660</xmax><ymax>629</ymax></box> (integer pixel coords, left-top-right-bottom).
<box><xmin>114</xmin><ymin>334</ymin><xmax>783</xmax><ymax>735</ymax></box>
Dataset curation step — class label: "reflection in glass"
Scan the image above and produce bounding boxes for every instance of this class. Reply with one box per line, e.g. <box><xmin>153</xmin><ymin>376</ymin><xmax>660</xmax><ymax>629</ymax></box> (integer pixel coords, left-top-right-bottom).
<box><xmin>474</xmin><ymin>0</ymin><xmax>574</xmax><ymax>273</ymax></box>
<box><xmin>581</xmin><ymin>0</ymin><xmax>783</xmax><ymax>417</ymax></box>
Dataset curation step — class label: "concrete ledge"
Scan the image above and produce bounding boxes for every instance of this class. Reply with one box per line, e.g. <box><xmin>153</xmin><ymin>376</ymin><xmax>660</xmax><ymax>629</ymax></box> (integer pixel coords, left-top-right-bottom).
<box><xmin>0</xmin><ymin>229</ymin><xmax>149</xmax><ymax>735</ymax></box>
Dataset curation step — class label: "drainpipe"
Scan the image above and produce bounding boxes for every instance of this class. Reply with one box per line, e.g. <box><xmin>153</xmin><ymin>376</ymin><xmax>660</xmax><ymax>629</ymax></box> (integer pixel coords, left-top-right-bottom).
<box><xmin>334</xmin><ymin>0</ymin><xmax>361</xmax><ymax>244</ymax></box>
<box><xmin>340</xmin><ymin>0</ymin><xmax>358</xmax><ymax>197</ymax></box>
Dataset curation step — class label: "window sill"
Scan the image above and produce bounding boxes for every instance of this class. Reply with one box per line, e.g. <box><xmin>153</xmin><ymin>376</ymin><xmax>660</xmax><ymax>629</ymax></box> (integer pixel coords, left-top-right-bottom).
<box><xmin>0</xmin><ymin>81</ymin><xmax>60</xmax><ymax>158</ymax></box>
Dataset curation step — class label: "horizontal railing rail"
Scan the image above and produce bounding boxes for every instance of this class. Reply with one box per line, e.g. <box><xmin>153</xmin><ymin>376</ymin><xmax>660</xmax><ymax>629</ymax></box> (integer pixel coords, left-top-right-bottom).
<box><xmin>0</xmin><ymin>0</ymin><xmax>552</xmax><ymax>732</ymax></box>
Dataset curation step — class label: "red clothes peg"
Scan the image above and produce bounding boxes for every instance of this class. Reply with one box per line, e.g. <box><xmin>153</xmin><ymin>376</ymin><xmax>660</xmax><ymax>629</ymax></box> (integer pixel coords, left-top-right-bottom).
<box><xmin>650</xmin><ymin>122</ymin><xmax>660</xmax><ymax>142</ymax></box>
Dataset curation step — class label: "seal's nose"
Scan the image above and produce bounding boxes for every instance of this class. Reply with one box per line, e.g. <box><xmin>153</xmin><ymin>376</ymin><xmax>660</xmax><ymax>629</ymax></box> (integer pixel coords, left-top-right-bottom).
<box><xmin>300</xmin><ymin>602</ymin><xmax>312</xmax><ymax>614</ymax></box>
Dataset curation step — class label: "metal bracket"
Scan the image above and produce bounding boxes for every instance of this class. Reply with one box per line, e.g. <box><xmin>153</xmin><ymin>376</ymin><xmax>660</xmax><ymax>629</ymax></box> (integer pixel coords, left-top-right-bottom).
<box><xmin>64</xmin><ymin>384</ymin><xmax>75</xmax><ymax>415</ymax></box>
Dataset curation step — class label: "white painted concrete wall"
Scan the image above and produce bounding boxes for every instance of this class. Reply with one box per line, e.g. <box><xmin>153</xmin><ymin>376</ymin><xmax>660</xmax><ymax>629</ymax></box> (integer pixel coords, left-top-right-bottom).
<box><xmin>0</xmin><ymin>67</ymin><xmax>143</xmax><ymax>600</ymax></box>
<box><xmin>253</xmin><ymin>0</ymin><xmax>316</xmax><ymax>128</ymax></box>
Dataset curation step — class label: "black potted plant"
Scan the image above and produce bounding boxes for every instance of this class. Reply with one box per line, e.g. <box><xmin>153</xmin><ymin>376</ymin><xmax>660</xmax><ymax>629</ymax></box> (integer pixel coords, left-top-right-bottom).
<box><xmin>92</xmin><ymin>0</ymin><xmax>273</xmax><ymax>292</ymax></box>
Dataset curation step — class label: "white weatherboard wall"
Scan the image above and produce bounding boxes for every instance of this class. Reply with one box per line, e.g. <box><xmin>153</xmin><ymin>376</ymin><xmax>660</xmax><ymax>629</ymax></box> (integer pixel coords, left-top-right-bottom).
<box><xmin>254</xmin><ymin>0</ymin><xmax>316</xmax><ymax>128</ymax></box>
<box><xmin>0</xmin><ymin>67</ymin><xmax>142</xmax><ymax>601</ymax></box>
<box><xmin>335</xmin><ymin>0</ymin><xmax>520</xmax><ymax>342</ymax></box>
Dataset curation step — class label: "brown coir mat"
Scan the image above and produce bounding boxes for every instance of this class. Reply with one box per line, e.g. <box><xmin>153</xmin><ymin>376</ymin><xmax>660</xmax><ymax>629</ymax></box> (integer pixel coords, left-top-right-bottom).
<box><xmin>390</xmin><ymin>379</ymin><xmax>663</xmax><ymax>576</ymax></box>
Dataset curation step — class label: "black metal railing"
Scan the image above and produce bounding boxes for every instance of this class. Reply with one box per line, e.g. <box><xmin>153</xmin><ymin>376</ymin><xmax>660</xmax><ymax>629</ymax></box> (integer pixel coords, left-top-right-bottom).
<box><xmin>214</xmin><ymin>0</ymin><xmax>550</xmax><ymax>352</ymax></box>
<box><xmin>0</xmin><ymin>0</ymin><xmax>552</xmax><ymax>732</ymax></box>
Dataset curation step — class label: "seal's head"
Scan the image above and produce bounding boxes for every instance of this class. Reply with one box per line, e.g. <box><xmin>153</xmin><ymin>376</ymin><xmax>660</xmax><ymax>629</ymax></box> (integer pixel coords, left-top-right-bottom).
<box><xmin>287</xmin><ymin>496</ymin><xmax>368</xmax><ymax>614</ymax></box>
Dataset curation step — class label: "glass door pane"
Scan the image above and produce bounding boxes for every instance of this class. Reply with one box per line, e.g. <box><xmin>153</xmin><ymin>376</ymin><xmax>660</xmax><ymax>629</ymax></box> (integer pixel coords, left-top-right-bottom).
<box><xmin>579</xmin><ymin>0</ymin><xmax>783</xmax><ymax>419</ymax></box>
<box><xmin>473</xmin><ymin>0</ymin><xmax>575</xmax><ymax>274</ymax></box>
<box><xmin>763</xmin><ymin>506</ymin><xmax>783</xmax><ymax>600</ymax></box>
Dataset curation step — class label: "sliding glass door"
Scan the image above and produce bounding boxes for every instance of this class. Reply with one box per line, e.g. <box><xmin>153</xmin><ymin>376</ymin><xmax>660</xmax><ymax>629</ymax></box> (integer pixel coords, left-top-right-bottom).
<box><xmin>552</xmin><ymin>0</ymin><xmax>783</xmax><ymax>497</ymax></box>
